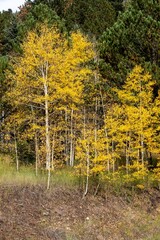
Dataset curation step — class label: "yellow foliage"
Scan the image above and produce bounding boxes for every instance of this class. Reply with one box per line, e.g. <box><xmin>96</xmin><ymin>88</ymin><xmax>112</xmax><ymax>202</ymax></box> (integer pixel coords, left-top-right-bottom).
<box><xmin>136</xmin><ymin>184</ymin><xmax>145</xmax><ymax>190</ymax></box>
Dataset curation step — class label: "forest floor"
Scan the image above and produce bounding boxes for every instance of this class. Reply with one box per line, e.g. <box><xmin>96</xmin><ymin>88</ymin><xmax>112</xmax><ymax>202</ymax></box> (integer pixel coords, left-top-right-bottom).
<box><xmin>0</xmin><ymin>183</ymin><xmax>160</xmax><ymax>240</ymax></box>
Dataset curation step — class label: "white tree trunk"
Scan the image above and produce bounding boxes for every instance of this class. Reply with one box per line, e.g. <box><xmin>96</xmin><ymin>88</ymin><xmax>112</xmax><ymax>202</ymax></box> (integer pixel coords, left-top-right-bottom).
<box><xmin>100</xmin><ymin>90</ymin><xmax>110</xmax><ymax>172</ymax></box>
<box><xmin>44</xmin><ymin>84</ymin><xmax>51</xmax><ymax>171</ymax></box>
<box><xmin>31</xmin><ymin>105</ymin><xmax>39</xmax><ymax>176</ymax></box>
<box><xmin>139</xmin><ymin>78</ymin><xmax>144</xmax><ymax>166</ymax></box>
<box><xmin>35</xmin><ymin>132</ymin><xmax>39</xmax><ymax>176</ymax></box>
<box><xmin>51</xmin><ymin>131</ymin><xmax>55</xmax><ymax>170</ymax></box>
<box><xmin>14</xmin><ymin>127</ymin><xmax>19</xmax><ymax>172</ymax></box>
<box><xmin>94</xmin><ymin>97</ymin><xmax>98</xmax><ymax>161</ymax></box>
<box><xmin>83</xmin><ymin>108</ymin><xmax>90</xmax><ymax>197</ymax></box>
<box><xmin>70</xmin><ymin>109</ymin><xmax>74</xmax><ymax>167</ymax></box>
<box><xmin>42</xmin><ymin>62</ymin><xmax>51</xmax><ymax>189</ymax></box>
<box><xmin>44</xmin><ymin>83</ymin><xmax>51</xmax><ymax>190</ymax></box>
<box><xmin>125</xmin><ymin>132</ymin><xmax>129</xmax><ymax>175</ymax></box>
<box><xmin>112</xmin><ymin>139</ymin><xmax>115</xmax><ymax>173</ymax></box>
<box><xmin>65</xmin><ymin>108</ymin><xmax>69</xmax><ymax>165</ymax></box>
<box><xmin>83</xmin><ymin>144</ymin><xmax>90</xmax><ymax>198</ymax></box>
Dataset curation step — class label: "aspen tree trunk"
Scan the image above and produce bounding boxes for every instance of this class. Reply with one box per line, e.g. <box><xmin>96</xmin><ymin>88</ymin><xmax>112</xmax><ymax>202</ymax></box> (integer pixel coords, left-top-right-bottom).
<box><xmin>137</xmin><ymin>137</ymin><xmax>140</xmax><ymax>167</ymax></box>
<box><xmin>42</xmin><ymin>63</ymin><xmax>51</xmax><ymax>190</ymax></box>
<box><xmin>83</xmin><ymin>107</ymin><xmax>90</xmax><ymax>197</ymax></box>
<box><xmin>94</xmin><ymin>97</ymin><xmax>98</xmax><ymax>161</ymax></box>
<box><xmin>65</xmin><ymin>108</ymin><xmax>69</xmax><ymax>165</ymax></box>
<box><xmin>14</xmin><ymin>127</ymin><xmax>19</xmax><ymax>172</ymax></box>
<box><xmin>137</xmin><ymin>148</ymin><xmax>140</xmax><ymax>171</ymax></box>
<box><xmin>51</xmin><ymin>131</ymin><xmax>55</xmax><ymax>170</ymax></box>
<box><xmin>1</xmin><ymin>110</ymin><xmax>4</xmax><ymax>148</ymax></box>
<box><xmin>44</xmin><ymin>84</ymin><xmax>51</xmax><ymax>190</ymax></box>
<box><xmin>83</xmin><ymin>107</ymin><xmax>86</xmax><ymax>140</ymax></box>
<box><xmin>44</xmin><ymin>88</ymin><xmax>51</xmax><ymax>170</ymax></box>
<box><xmin>112</xmin><ymin>139</ymin><xmax>115</xmax><ymax>173</ymax></box>
<box><xmin>126</xmin><ymin>131</ymin><xmax>131</xmax><ymax>175</ymax></box>
<box><xmin>139</xmin><ymin>79</ymin><xmax>144</xmax><ymax>166</ymax></box>
<box><xmin>140</xmin><ymin>104</ymin><xmax>144</xmax><ymax>167</ymax></box>
<box><xmin>31</xmin><ymin>105</ymin><xmax>39</xmax><ymax>176</ymax></box>
<box><xmin>125</xmin><ymin>132</ymin><xmax>129</xmax><ymax>175</ymax></box>
<box><xmin>141</xmin><ymin>136</ymin><xmax>144</xmax><ymax>166</ymax></box>
<box><xmin>35</xmin><ymin>132</ymin><xmax>39</xmax><ymax>176</ymax></box>
<box><xmin>83</xmin><ymin>144</ymin><xmax>90</xmax><ymax>198</ymax></box>
<box><xmin>94</xmin><ymin>65</ymin><xmax>99</xmax><ymax>162</ymax></box>
<box><xmin>126</xmin><ymin>152</ymin><xmax>129</xmax><ymax>175</ymax></box>
<box><xmin>70</xmin><ymin>109</ymin><xmax>74</xmax><ymax>167</ymax></box>
<box><xmin>100</xmin><ymin>90</ymin><xmax>110</xmax><ymax>172</ymax></box>
<box><xmin>94</xmin><ymin>98</ymin><xmax>101</xmax><ymax>194</ymax></box>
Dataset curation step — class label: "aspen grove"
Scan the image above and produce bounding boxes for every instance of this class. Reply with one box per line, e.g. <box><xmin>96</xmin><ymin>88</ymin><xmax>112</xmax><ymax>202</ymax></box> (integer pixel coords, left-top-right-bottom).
<box><xmin>1</xmin><ymin>0</ymin><xmax>160</xmax><ymax>192</ymax></box>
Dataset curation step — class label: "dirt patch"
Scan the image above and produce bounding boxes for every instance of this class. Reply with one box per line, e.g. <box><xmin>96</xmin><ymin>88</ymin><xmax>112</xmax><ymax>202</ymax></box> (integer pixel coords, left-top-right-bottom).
<box><xmin>0</xmin><ymin>184</ymin><xmax>160</xmax><ymax>240</ymax></box>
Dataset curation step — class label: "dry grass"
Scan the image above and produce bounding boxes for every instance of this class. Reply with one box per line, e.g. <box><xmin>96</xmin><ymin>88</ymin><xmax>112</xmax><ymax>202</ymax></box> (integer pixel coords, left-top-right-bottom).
<box><xmin>0</xmin><ymin>154</ymin><xmax>78</xmax><ymax>189</ymax></box>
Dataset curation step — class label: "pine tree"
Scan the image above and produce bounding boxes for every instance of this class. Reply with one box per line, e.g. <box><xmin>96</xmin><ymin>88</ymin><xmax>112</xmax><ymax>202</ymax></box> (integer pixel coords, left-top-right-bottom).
<box><xmin>99</xmin><ymin>0</ymin><xmax>160</xmax><ymax>87</ymax></box>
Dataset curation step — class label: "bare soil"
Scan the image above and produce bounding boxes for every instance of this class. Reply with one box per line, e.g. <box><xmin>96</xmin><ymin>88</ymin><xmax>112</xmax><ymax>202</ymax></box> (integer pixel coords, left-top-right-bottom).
<box><xmin>0</xmin><ymin>184</ymin><xmax>160</xmax><ymax>240</ymax></box>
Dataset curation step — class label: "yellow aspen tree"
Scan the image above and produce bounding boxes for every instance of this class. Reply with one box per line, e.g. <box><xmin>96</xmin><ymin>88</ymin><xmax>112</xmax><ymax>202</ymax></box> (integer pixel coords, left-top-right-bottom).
<box><xmin>104</xmin><ymin>104</ymin><xmax>123</xmax><ymax>173</ymax></box>
<box><xmin>151</xmin><ymin>90</ymin><xmax>160</xmax><ymax>186</ymax></box>
<box><xmin>115</xmin><ymin>66</ymin><xmax>155</xmax><ymax>175</ymax></box>
<box><xmin>6</xmin><ymin>24</ymin><xmax>94</xmax><ymax>189</ymax></box>
<box><xmin>152</xmin><ymin>90</ymin><xmax>160</xmax><ymax>154</ymax></box>
<box><xmin>75</xmin><ymin>106</ymin><xmax>102</xmax><ymax>196</ymax></box>
<box><xmin>75</xmin><ymin>111</ymin><xmax>108</xmax><ymax>195</ymax></box>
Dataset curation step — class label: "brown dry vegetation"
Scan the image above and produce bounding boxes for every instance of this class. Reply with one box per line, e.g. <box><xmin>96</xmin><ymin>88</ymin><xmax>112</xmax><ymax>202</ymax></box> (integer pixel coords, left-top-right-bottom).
<box><xmin>0</xmin><ymin>184</ymin><xmax>160</xmax><ymax>240</ymax></box>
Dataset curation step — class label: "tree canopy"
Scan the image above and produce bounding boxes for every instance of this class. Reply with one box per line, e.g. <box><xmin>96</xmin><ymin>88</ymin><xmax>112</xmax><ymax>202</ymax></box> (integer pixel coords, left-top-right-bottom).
<box><xmin>99</xmin><ymin>0</ymin><xmax>160</xmax><ymax>87</ymax></box>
